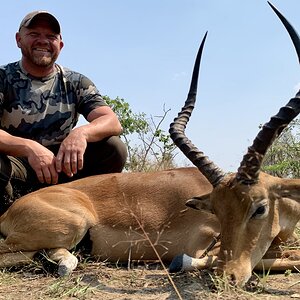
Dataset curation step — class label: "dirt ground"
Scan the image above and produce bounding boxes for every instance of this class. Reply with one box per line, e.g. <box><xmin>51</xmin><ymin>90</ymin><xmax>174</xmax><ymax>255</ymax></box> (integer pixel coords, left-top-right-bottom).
<box><xmin>1</xmin><ymin>259</ymin><xmax>300</xmax><ymax>300</ymax></box>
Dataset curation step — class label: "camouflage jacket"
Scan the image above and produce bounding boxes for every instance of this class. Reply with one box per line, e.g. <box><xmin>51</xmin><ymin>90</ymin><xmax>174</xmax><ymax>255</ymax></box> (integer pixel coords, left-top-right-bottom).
<box><xmin>0</xmin><ymin>61</ymin><xmax>107</xmax><ymax>146</ymax></box>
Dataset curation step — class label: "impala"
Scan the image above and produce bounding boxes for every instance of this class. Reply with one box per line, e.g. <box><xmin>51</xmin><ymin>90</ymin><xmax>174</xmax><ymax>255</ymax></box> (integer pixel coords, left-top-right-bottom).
<box><xmin>0</xmin><ymin>2</ymin><xmax>298</xmax><ymax>286</ymax></box>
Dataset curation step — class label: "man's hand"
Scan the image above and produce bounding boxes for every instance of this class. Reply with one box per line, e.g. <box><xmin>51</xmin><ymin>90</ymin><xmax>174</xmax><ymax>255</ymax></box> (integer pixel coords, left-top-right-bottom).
<box><xmin>55</xmin><ymin>105</ymin><xmax>122</xmax><ymax>178</ymax></box>
<box><xmin>26</xmin><ymin>141</ymin><xmax>59</xmax><ymax>184</ymax></box>
<box><xmin>55</xmin><ymin>128</ymin><xmax>87</xmax><ymax>178</ymax></box>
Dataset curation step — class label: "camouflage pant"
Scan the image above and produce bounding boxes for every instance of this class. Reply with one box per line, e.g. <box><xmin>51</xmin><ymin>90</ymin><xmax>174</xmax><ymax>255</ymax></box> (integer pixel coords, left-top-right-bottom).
<box><xmin>0</xmin><ymin>136</ymin><xmax>127</xmax><ymax>213</ymax></box>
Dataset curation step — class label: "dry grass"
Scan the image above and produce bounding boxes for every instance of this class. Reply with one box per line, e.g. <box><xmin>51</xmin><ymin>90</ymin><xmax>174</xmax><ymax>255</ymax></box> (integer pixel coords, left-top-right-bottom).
<box><xmin>1</xmin><ymin>260</ymin><xmax>300</xmax><ymax>299</ymax></box>
<box><xmin>1</xmin><ymin>212</ymin><xmax>300</xmax><ymax>299</ymax></box>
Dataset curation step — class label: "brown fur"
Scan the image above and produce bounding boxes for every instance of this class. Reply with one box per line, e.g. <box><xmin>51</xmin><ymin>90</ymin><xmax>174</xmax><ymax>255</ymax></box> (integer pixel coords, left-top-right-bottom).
<box><xmin>209</xmin><ymin>172</ymin><xmax>300</xmax><ymax>284</ymax></box>
<box><xmin>0</xmin><ymin>167</ymin><xmax>299</xmax><ymax>284</ymax></box>
<box><xmin>0</xmin><ymin>167</ymin><xmax>218</xmax><ymax>270</ymax></box>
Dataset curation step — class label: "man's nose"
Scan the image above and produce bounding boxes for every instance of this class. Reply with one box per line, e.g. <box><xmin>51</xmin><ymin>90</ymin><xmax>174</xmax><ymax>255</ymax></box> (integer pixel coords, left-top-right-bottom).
<box><xmin>35</xmin><ymin>35</ymin><xmax>50</xmax><ymax>44</ymax></box>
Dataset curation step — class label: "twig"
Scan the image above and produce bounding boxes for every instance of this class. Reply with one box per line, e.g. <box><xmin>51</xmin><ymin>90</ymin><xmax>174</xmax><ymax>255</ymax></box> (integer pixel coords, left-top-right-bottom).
<box><xmin>130</xmin><ymin>212</ymin><xmax>183</xmax><ymax>300</ymax></box>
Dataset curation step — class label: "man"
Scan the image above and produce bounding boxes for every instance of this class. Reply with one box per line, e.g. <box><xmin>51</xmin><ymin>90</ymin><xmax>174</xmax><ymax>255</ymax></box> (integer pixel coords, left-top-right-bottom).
<box><xmin>0</xmin><ymin>11</ymin><xmax>127</xmax><ymax>212</ymax></box>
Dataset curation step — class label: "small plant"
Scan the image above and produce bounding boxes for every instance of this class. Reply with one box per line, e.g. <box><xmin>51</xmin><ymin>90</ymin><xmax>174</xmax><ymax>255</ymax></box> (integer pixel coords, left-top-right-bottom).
<box><xmin>209</xmin><ymin>272</ymin><xmax>238</xmax><ymax>294</ymax></box>
<box><xmin>47</xmin><ymin>275</ymin><xmax>96</xmax><ymax>299</ymax></box>
<box><xmin>285</xmin><ymin>269</ymin><xmax>292</xmax><ymax>277</ymax></box>
<box><xmin>105</xmin><ymin>96</ymin><xmax>178</xmax><ymax>171</ymax></box>
<box><xmin>252</xmin><ymin>266</ymin><xmax>272</xmax><ymax>292</ymax></box>
<box><xmin>262</xmin><ymin>119</ymin><xmax>300</xmax><ymax>178</ymax></box>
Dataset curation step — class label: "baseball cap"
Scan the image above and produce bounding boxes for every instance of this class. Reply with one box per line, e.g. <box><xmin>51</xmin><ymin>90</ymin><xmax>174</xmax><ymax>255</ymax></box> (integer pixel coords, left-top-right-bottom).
<box><xmin>19</xmin><ymin>11</ymin><xmax>61</xmax><ymax>34</ymax></box>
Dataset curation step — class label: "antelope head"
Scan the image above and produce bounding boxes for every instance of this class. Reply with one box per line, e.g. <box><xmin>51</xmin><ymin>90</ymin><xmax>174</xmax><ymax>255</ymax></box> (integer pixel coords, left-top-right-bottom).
<box><xmin>169</xmin><ymin>2</ymin><xmax>300</xmax><ymax>285</ymax></box>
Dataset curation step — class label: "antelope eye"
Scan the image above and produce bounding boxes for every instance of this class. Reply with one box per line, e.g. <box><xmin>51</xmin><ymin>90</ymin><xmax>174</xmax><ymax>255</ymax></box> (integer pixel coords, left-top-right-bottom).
<box><xmin>251</xmin><ymin>205</ymin><xmax>267</xmax><ymax>219</ymax></box>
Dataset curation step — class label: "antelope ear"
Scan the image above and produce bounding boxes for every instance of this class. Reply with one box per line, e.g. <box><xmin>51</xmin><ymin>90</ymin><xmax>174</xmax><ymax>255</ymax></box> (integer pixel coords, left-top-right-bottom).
<box><xmin>185</xmin><ymin>193</ymin><xmax>212</xmax><ymax>212</ymax></box>
<box><xmin>277</xmin><ymin>184</ymin><xmax>300</xmax><ymax>202</ymax></box>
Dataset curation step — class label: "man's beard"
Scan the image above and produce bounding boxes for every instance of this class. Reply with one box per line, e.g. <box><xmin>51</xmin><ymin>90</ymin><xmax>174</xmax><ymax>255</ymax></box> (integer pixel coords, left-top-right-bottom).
<box><xmin>21</xmin><ymin>47</ymin><xmax>58</xmax><ymax>67</ymax></box>
<box><xmin>31</xmin><ymin>55</ymin><xmax>55</xmax><ymax>67</ymax></box>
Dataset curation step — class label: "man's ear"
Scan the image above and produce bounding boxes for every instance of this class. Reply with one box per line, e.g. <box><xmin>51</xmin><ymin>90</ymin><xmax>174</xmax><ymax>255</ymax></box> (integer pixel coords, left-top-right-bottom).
<box><xmin>185</xmin><ymin>193</ymin><xmax>212</xmax><ymax>212</ymax></box>
<box><xmin>59</xmin><ymin>39</ymin><xmax>64</xmax><ymax>50</ymax></box>
<box><xmin>16</xmin><ymin>32</ymin><xmax>21</xmax><ymax>48</ymax></box>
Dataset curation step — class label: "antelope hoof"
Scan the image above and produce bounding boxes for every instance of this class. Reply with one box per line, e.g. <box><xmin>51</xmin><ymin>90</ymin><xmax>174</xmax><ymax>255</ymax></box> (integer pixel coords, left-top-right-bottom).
<box><xmin>57</xmin><ymin>255</ymin><xmax>78</xmax><ymax>276</ymax></box>
<box><xmin>169</xmin><ymin>253</ymin><xmax>194</xmax><ymax>273</ymax></box>
<box><xmin>169</xmin><ymin>254</ymin><xmax>185</xmax><ymax>273</ymax></box>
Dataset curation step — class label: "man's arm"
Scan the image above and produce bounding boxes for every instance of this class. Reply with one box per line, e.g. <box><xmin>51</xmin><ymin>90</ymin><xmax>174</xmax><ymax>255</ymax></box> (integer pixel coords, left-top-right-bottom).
<box><xmin>78</xmin><ymin>105</ymin><xmax>123</xmax><ymax>142</ymax></box>
<box><xmin>55</xmin><ymin>105</ymin><xmax>122</xmax><ymax>177</ymax></box>
<box><xmin>0</xmin><ymin>129</ymin><xmax>59</xmax><ymax>184</ymax></box>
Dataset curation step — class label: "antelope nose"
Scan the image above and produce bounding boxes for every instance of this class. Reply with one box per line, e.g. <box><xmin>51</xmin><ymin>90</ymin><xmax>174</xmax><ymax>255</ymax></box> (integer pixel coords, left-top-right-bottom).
<box><xmin>228</xmin><ymin>273</ymin><xmax>237</xmax><ymax>286</ymax></box>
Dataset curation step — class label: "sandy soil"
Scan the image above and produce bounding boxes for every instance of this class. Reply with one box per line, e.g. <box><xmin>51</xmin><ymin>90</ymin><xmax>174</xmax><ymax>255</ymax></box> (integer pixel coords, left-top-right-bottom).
<box><xmin>0</xmin><ymin>260</ymin><xmax>300</xmax><ymax>300</ymax></box>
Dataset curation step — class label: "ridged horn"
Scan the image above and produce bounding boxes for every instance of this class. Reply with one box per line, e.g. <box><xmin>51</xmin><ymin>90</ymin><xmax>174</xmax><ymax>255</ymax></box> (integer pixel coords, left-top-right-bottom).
<box><xmin>268</xmin><ymin>1</ymin><xmax>300</xmax><ymax>64</ymax></box>
<box><xmin>169</xmin><ymin>32</ymin><xmax>226</xmax><ymax>187</ymax></box>
<box><xmin>237</xmin><ymin>3</ymin><xmax>300</xmax><ymax>184</ymax></box>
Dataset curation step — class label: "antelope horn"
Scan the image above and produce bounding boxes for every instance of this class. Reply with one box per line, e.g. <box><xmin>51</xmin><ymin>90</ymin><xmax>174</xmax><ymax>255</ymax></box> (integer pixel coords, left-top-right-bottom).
<box><xmin>237</xmin><ymin>3</ymin><xmax>300</xmax><ymax>184</ymax></box>
<box><xmin>268</xmin><ymin>2</ymin><xmax>300</xmax><ymax>63</ymax></box>
<box><xmin>169</xmin><ymin>32</ymin><xmax>226</xmax><ymax>187</ymax></box>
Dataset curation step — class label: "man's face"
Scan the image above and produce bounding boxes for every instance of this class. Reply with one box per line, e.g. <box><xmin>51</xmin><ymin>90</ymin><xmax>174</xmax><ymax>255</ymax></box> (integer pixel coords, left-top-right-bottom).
<box><xmin>16</xmin><ymin>19</ymin><xmax>64</xmax><ymax>68</ymax></box>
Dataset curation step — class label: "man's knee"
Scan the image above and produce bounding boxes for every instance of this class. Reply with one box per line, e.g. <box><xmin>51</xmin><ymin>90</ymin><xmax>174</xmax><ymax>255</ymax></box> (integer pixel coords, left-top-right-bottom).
<box><xmin>0</xmin><ymin>155</ymin><xmax>12</xmax><ymax>187</ymax></box>
<box><xmin>0</xmin><ymin>155</ymin><xmax>38</xmax><ymax>209</ymax></box>
<box><xmin>0</xmin><ymin>155</ymin><xmax>14</xmax><ymax>212</ymax></box>
<box><xmin>83</xmin><ymin>136</ymin><xmax>127</xmax><ymax>175</ymax></box>
<box><xmin>106</xmin><ymin>136</ymin><xmax>128</xmax><ymax>172</ymax></box>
